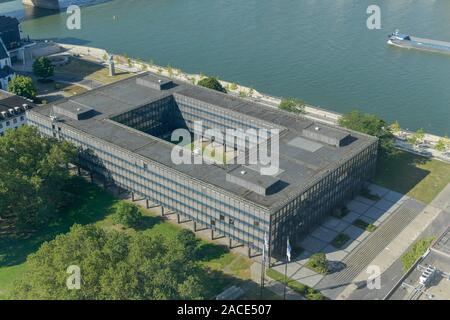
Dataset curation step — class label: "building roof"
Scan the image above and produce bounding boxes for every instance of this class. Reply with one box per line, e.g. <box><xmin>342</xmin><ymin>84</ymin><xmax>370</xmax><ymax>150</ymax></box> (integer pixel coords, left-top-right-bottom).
<box><xmin>31</xmin><ymin>72</ymin><xmax>377</xmax><ymax>211</ymax></box>
<box><xmin>0</xmin><ymin>93</ymin><xmax>34</xmax><ymax>119</ymax></box>
<box><xmin>0</xmin><ymin>38</ymin><xmax>9</xmax><ymax>60</ymax></box>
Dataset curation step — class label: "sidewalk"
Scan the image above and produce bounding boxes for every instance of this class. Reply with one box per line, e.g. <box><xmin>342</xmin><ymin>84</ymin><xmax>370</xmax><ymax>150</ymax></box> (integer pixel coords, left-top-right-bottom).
<box><xmin>336</xmin><ymin>183</ymin><xmax>450</xmax><ymax>299</ymax></box>
<box><xmin>250</xmin><ymin>263</ymin><xmax>304</xmax><ymax>300</ymax></box>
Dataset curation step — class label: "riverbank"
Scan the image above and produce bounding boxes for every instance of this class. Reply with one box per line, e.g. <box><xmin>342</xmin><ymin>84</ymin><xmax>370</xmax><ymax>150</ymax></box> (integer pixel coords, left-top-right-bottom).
<box><xmin>26</xmin><ymin>40</ymin><xmax>450</xmax><ymax>163</ymax></box>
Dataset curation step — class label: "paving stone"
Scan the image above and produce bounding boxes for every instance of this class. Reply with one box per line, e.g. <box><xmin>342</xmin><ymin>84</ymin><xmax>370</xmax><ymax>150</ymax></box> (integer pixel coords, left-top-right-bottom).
<box><xmin>299</xmin><ymin>236</ymin><xmax>328</xmax><ymax>253</ymax></box>
<box><xmin>363</xmin><ymin>206</ymin><xmax>386</xmax><ymax>220</ymax></box>
<box><xmin>325</xmin><ymin>248</ymin><xmax>348</xmax><ymax>262</ymax></box>
<box><xmin>291</xmin><ymin>267</ymin><xmax>324</xmax><ymax>288</ymax></box>
<box><xmin>294</xmin><ymin>250</ymin><xmax>313</xmax><ymax>265</ymax></box>
<box><xmin>346</xmin><ymin>200</ymin><xmax>370</xmax><ymax>214</ymax></box>
<box><xmin>342</xmin><ymin>211</ymin><xmax>362</xmax><ymax>223</ymax></box>
<box><xmin>322</xmin><ymin>217</ymin><xmax>350</xmax><ymax>233</ymax></box>
<box><xmin>310</xmin><ymin>226</ymin><xmax>339</xmax><ymax>243</ymax></box>
<box><xmin>374</xmin><ymin>198</ymin><xmax>396</xmax><ymax>211</ymax></box>
<box><xmin>355</xmin><ymin>196</ymin><xmax>376</xmax><ymax>206</ymax></box>
<box><xmin>341</xmin><ymin>238</ymin><xmax>361</xmax><ymax>253</ymax></box>
<box><xmin>384</xmin><ymin>190</ymin><xmax>404</xmax><ymax>203</ymax></box>
<box><xmin>343</xmin><ymin>225</ymin><xmax>366</xmax><ymax>240</ymax></box>
<box><xmin>368</xmin><ymin>184</ymin><xmax>390</xmax><ymax>197</ymax></box>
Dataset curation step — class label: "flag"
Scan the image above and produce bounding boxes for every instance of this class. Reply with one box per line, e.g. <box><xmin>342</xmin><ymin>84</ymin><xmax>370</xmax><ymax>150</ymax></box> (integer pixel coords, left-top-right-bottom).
<box><xmin>262</xmin><ymin>233</ymin><xmax>269</xmax><ymax>265</ymax></box>
<box><xmin>286</xmin><ymin>237</ymin><xmax>292</xmax><ymax>262</ymax></box>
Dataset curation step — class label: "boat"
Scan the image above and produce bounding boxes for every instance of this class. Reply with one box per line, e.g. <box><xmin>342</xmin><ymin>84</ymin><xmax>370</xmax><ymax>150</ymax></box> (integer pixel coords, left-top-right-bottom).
<box><xmin>387</xmin><ymin>30</ymin><xmax>450</xmax><ymax>55</ymax></box>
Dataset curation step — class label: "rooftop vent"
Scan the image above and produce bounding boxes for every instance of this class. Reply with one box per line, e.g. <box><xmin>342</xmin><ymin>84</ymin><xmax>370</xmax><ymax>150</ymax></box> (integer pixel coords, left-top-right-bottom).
<box><xmin>240</xmin><ymin>170</ymin><xmax>246</xmax><ymax>175</ymax></box>
<box><xmin>14</xmin><ymin>107</ymin><xmax>20</xmax><ymax>112</ymax></box>
<box><xmin>8</xmin><ymin>108</ymin><xmax>14</xmax><ymax>114</ymax></box>
<box><xmin>315</xmin><ymin>126</ymin><xmax>320</xmax><ymax>131</ymax></box>
<box><xmin>1</xmin><ymin>111</ymin><xmax>7</xmax><ymax>117</ymax></box>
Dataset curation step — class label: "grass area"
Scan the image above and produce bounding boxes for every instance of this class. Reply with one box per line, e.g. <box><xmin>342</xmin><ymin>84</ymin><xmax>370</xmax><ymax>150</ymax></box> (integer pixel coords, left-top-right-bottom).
<box><xmin>266</xmin><ymin>268</ymin><xmax>324</xmax><ymax>300</ymax></box>
<box><xmin>55</xmin><ymin>57</ymin><xmax>133</xmax><ymax>85</ymax></box>
<box><xmin>352</xmin><ymin>219</ymin><xmax>377</xmax><ymax>232</ymax></box>
<box><xmin>401</xmin><ymin>237</ymin><xmax>435</xmax><ymax>272</ymax></box>
<box><xmin>330</xmin><ymin>233</ymin><xmax>350</xmax><ymax>249</ymax></box>
<box><xmin>0</xmin><ymin>177</ymin><xmax>253</xmax><ymax>300</ymax></box>
<box><xmin>374</xmin><ymin>150</ymin><xmax>450</xmax><ymax>204</ymax></box>
<box><xmin>305</xmin><ymin>253</ymin><xmax>329</xmax><ymax>275</ymax></box>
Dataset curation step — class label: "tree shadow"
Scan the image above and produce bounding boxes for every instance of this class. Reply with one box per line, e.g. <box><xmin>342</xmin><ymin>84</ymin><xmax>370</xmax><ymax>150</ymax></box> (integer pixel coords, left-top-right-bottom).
<box><xmin>195</xmin><ymin>242</ymin><xmax>230</xmax><ymax>262</ymax></box>
<box><xmin>134</xmin><ymin>215</ymin><xmax>164</xmax><ymax>231</ymax></box>
<box><xmin>0</xmin><ymin>177</ymin><xmax>116</xmax><ymax>267</ymax></box>
<box><xmin>375</xmin><ymin>150</ymin><xmax>432</xmax><ymax>195</ymax></box>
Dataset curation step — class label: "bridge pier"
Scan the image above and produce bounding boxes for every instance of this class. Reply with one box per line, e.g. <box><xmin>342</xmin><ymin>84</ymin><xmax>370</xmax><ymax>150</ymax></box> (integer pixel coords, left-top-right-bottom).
<box><xmin>22</xmin><ymin>0</ymin><xmax>60</xmax><ymax>10</ymax></box>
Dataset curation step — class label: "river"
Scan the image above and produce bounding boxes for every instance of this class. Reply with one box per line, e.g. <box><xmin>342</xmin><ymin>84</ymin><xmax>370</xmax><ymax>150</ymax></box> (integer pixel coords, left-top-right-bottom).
<box><xmin>1</xmin><ymin>0</ymin><xmax>449</xmax><ymax>135</ymax></box>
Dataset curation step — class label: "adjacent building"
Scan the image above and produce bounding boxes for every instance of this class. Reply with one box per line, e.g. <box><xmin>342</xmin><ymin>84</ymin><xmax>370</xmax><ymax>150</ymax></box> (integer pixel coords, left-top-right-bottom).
<box><xmin>27</xmin><ymin>72</ymin><xmax>378</xmax><ymax>257</ymax></box>
<box><xmin>0</xmin><ymin>90</ymin><xmax>34</xmax><ymax>136</ymax></box>
<box><xmin>0</xmin><ymin>38</ymin><xmax>14</xmax><ymax>91</ymax></box>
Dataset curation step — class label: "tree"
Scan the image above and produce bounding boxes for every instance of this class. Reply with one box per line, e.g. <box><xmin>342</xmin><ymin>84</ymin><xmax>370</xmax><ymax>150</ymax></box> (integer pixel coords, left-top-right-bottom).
<box><xmin>197</xmin><ymin>77</ymin><xmax>227</xmax><ymax>93</ymax></box>
<box><xmin>32</xmin><ymin>57</ymin><xmax>54</xmax><ymax>81</ymax></box>
<box><xmin>11</xmin><ymin>224</ymin><xmax>206</xmax><ymax>300</ymax></box>
<box><xmin>305</xmin><ymin>253</ymin><xmax>328</xmax><ymax>275</ymax></box>
<box><xmin>7</xmin><ymin>75</ymin><xmax>37</xmax><ymax>100</ymax></box>
<box><xmin>434</xmin><ymin>138</ymin><xmax>447</xmax><ymax>152</ymax></box>
<box><xmin>338</xmin><ymin>110</ymin><xmax>394</xmax><ymax>155</ymax></box>
<box><xmin>112</xmin><ymin>202</ymin><xmax>142</xmax><ymax>227</ymax></box>
<box><xmin>390</xmin><ymin>120</ymin><xmax>401</xmax><ymax>134</ymax></box>
<box><xmin>278</xmin><ymin>98</ymin><xmax>305</xmax><ymax>114</ymax></box>
<box><xmin>0</xmin><ymin>126</ymin><xmax>77</xmax><ymax>232</ymax></box>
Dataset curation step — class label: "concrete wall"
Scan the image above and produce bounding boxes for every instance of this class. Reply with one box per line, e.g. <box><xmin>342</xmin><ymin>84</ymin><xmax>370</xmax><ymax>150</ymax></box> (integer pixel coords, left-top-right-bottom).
<box><xmin>22</xmin><ymin>0</ymin><xmax>60</xmax><ymax>10</ymax></box>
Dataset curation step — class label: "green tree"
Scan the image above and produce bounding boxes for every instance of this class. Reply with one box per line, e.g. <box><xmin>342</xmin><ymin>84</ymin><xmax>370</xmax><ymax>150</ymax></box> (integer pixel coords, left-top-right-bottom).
<box><xmin>278</xmin><ymin>98</ymin><xmax>305</xmax><ymax>114</ymax></box>
<box><xmin>390</xmin><ymin>120</ymin><xmax>401</xmax><ymax>133</ymax></box>
<box><xmin>11</xmin><ymin>224</ymin><xmax>206</xmax><ymax>300</ymax></box>
<box><xmin>112</xmin><ymin>202</ymin><xmax>142</xmax><ymax>228</ymax></box>
<box><xmin>32</xmin><ymin>57</ymin><xmax>54</xmax><ymax>81</ymax></box>
<box><xmin>197</xmin><ymin>77</ymin><xmax>227</xmax><ymax>93</ymax></box>
<box><xmin>434</xmin><ymin>138</ymin><xmax>447</xmax><ymax>152</ymax></box>
<box><xmin>338</xmin><ymin>110</ymin><xmax>394</xmax><ymax>155</ymax></box>
<box><xmin>0</xmin><ymin>126</ymin><xmax>77</xmax><ymax>232</ymax></box>
<box><xmin>7</xmin><ymin>75</ymin><xmax>37</xmax><ymax>100</ymax></box>
<box><xmin>305</xmin><ymin>253</ymin><xmax>328</xmax><ymax>275</ymax></box>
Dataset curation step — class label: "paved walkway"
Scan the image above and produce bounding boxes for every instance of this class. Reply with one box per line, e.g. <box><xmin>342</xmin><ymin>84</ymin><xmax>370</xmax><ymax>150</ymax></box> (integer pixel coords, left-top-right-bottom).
<box><xmin>336</xmin><ymin>183</ymin><xmax>450</xmax><ymax>300</ymax></box>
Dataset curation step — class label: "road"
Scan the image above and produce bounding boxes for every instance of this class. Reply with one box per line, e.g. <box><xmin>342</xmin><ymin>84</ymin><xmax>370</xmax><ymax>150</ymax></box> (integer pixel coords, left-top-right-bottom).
<box><xmin>347</xmin><ymin>184</ymin><xmax>450</xmax><ymax>300</ymax></box>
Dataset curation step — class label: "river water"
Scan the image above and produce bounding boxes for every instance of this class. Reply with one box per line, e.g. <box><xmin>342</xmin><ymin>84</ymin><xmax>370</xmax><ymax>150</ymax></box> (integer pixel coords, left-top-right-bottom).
<box><xmin>1</xmin><ymin>0</ymin><xmax>449</xmax><ymax>135</ymax></box>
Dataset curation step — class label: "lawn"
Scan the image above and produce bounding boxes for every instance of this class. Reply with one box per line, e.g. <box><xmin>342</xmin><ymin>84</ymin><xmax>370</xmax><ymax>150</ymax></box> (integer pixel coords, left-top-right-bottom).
<box><xmin>0</xmin><ymin>177</ymin><xmax>256</xmax><ymax>300</ymax></box>
<box><xmin>266</xmin><ymin>268</ymin><xmax>324</xmax><ymax>300</ymax></box>
<box><xmin>374</xmin><ymin>150</ymin><xmax>450</xmax><ymax>204</ymax></box>
<box><xmin>55</xmin><ymin>57</ymin><xmax>133</xmax><ymax>85</ymax></box>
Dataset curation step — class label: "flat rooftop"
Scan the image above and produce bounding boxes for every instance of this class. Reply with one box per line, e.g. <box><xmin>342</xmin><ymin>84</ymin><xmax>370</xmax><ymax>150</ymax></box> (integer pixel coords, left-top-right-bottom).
<box><xmin>31</xmin><ymin>72</ymin><xmax>377</xmax><ymax>211</ymax></box>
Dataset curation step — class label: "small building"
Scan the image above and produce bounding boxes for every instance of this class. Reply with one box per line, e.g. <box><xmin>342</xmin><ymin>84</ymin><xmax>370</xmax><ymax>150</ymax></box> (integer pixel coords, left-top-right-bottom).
<box><xmin>0</xmin><ymin>90</ymin><xmax>34</xmax><ymax>137</ymax></box>
<box><xmin>0</xmin><ymin>16</ymin><xmax>21</xmax><ymax>51</ymax></box>
<box><xmin>0</xmin><ymin>38</ymin><xmax>14</xmax><ymax>90</ymax></box>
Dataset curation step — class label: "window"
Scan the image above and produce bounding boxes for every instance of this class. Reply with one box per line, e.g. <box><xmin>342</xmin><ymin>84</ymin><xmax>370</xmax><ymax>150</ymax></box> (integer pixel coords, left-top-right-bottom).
<box><xmin>220</xmin><ymin>214</ymin><xmax>225</xmax><ymax>221</ymax></box>
<box><xmin>13</xmin><ymin>118</ymin><xmax>17</xmax><ymax>124</ymax></box>
<box><xmin>6</xmin><ymin>121</ymin><xmax>10</xmax><ymax>126</ymax></box>
<box><xmin>229</xmin><ymin>218</ymin><xmax>234</xmax><ymax>225</ymax></box>
<box><xmin>254</xmin><ymin>220</ymin><xmax>260</xmax><ymax>227</ymax></box>
<box><xmin>211</xmin><ymin>219</ymin><xmax>215</xmax><ymax>226</ymax></box>
<box><xmin>20</xmin><ymin>116</ymin><xmax>24</xmax><ymax>121</ymax></box>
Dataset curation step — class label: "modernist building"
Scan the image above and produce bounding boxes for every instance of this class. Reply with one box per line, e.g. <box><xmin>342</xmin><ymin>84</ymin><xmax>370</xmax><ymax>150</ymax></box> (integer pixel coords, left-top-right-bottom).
<box><xmin>0</xmin><ymin>90</ymin><xmax>34</xmax><ymax>136</ymax></box>
<box><xmin>0</xmin><ymin>38</ymin><xmax>14</xmax><ymax>90</ymax></box>
<box><xmin>27</xmin><ymin>73</ymin><xmax>378</xmax><ymax>257</ymax></box>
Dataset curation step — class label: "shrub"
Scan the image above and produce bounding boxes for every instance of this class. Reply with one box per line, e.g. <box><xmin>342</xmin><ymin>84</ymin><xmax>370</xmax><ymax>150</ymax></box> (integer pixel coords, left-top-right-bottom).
<box><xmin>352</xmin><ymin>219</ymin><xmax>377</xmax><ymax>232</ymax></box>
<box><xmin>305</xmin><ymin>253</ymin><xmax>328</xmax><ymax>275</ymax></box>
<box><xmin>112</xmin><ymin>202</ymin><xmax>142</xmax><ymax>227</ymax></box>
<box><xmin>278</xmin><ymin>98</ymin><xmax>305</xmax><ymax>114</ymax></box>
<box><xmin>197</xmin><ymin>77</ymin><xmax>227</xmax><ymax>93</ymax></box>
<box><xmin>401</xmin><ymin>237</ymin><xmax>434</xmax><ymax>272</ymax></box>
<box><xmin>331</xmin><ymin>233</ymin><xmax>350</xmax><ymax>249</ymax></box>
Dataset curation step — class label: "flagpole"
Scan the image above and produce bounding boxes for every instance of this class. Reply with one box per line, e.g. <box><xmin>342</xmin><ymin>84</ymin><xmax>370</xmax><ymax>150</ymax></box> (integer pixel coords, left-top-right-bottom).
<box><xmin>260</xmin><ymin>233</ymin><xmax>267</xmax><ymax>299</ymax></box>
<box><xmin>283</xmin><ymin>257</ymin><xmax>288</xmax><ymax>300</ymax></box>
